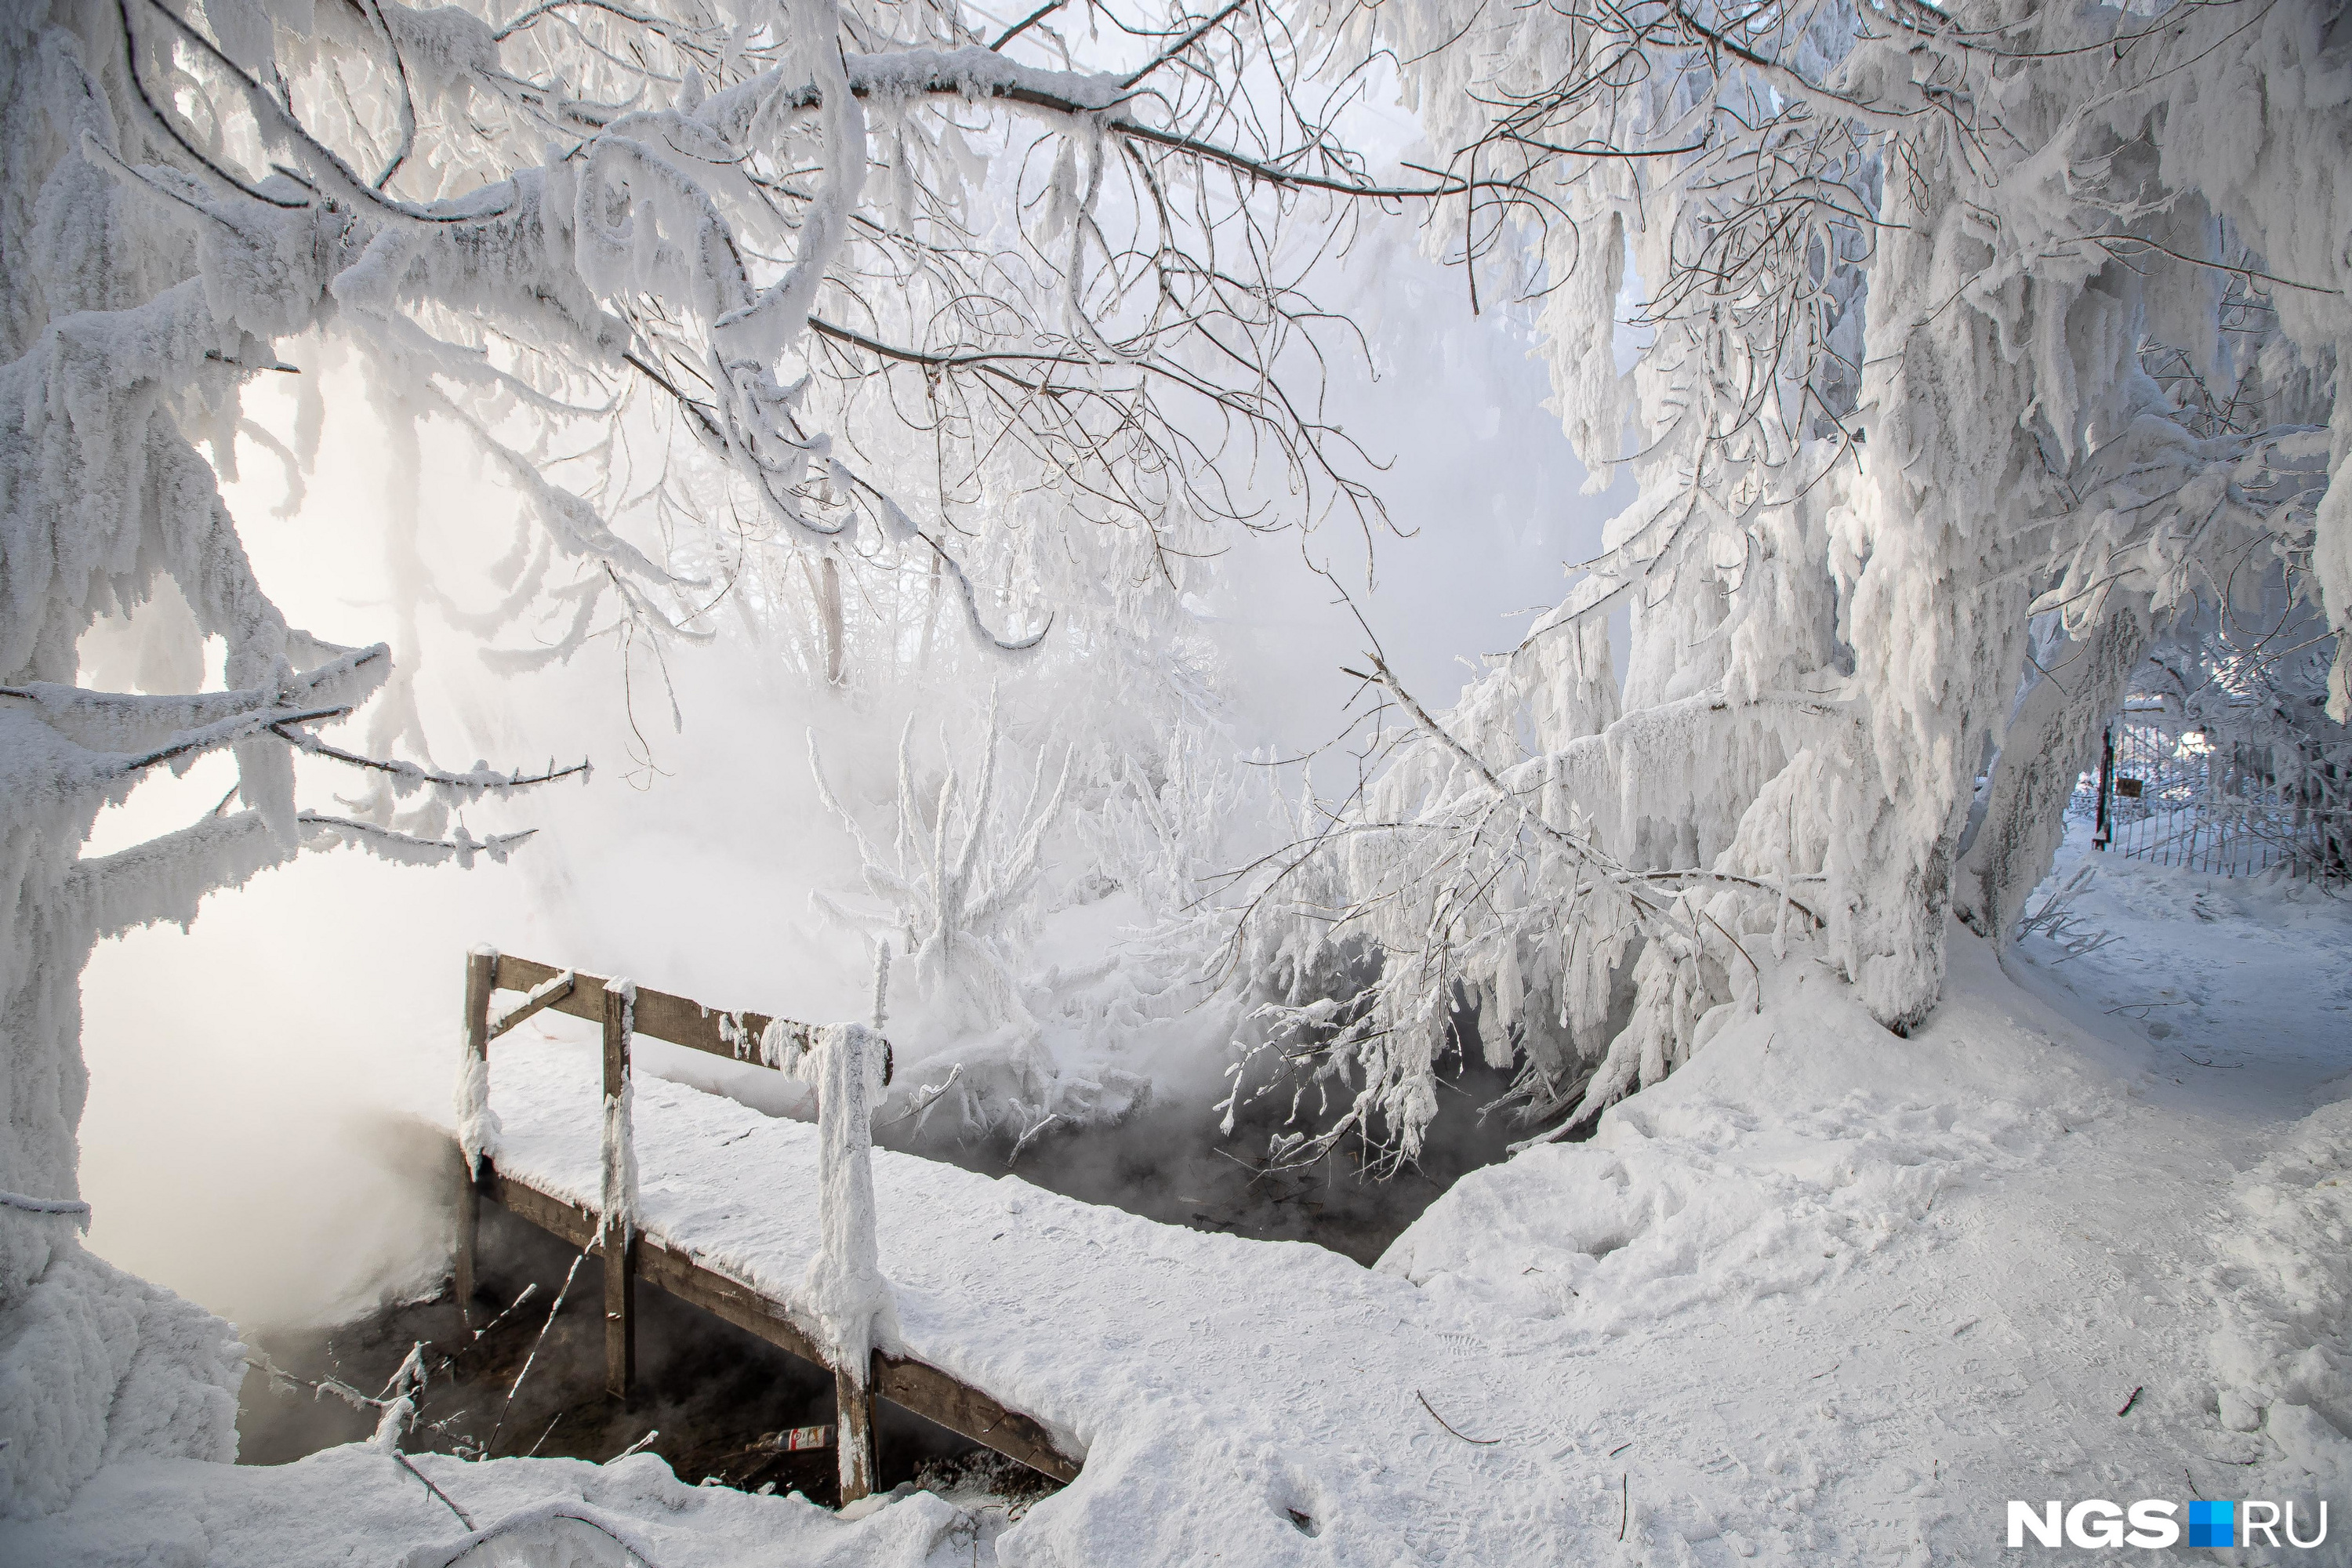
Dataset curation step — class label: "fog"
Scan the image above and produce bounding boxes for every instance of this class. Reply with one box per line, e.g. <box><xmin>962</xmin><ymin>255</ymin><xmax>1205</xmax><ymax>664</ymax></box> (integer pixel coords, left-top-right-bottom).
<box><xmin>74</xmin><ymin>221</ymin><xmax>1610</xmax><ymax>1338</ymax></box>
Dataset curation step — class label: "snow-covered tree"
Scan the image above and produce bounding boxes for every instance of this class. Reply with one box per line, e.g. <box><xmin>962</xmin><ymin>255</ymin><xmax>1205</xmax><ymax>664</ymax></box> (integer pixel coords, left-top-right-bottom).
<box><xmin>0</xmin><ymin>0</ymin><xmax>1490</xmax><ymax>1514</ymax></box>
<box><xmin>1230</xmin><ymin>0</ymin><xmax>2347</xmax><ymax>1166</ymax></box>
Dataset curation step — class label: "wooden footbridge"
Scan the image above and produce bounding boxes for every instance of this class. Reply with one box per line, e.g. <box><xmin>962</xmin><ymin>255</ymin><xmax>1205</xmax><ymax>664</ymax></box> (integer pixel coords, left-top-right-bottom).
<box><xmin>448</xmin><ymin>950</ymin><xmax>1081</xmax><ymax>1501</ymax></box>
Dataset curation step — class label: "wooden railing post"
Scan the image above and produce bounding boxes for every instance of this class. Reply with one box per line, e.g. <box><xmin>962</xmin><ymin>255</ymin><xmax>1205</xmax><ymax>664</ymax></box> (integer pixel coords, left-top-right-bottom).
<box><xmin>454</xmin><ymin>946</ymin><xmax>495</xmax><ymax>1308</ymax></box>
<box><xmin>837</xmin><ymin>1358</ymin><xmax>878</xmax><ymax>1503</ymax></box>
<box><xmin>811</xmin><ymin>1022</ymin><xmax>887</xmax><ymax>1503</ymax></box>
<box><xmin>601</xmin><ymin>978</ymin><xmax>638</xmax><ymax>1403</ymax></box>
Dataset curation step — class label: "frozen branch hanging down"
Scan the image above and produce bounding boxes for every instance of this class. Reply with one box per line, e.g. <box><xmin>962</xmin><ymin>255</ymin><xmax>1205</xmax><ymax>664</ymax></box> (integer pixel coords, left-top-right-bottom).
<box><xmin>1225</xmin><ymin>636</ymin><xmax>1824</xmax><ymax>1174</ymax></box>
<box><xmin>1218</xmin><ymin>0</ymin><xmax>2351</xmax><ymax>1167</ymax></box>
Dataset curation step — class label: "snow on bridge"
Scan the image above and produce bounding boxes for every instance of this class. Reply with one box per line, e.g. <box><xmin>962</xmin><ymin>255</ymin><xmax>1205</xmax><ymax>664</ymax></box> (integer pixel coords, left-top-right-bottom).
<box><xmin>436</xmin><ymin>953</ymin><xmax>1567</xmax><ymax>1563</ymax></box>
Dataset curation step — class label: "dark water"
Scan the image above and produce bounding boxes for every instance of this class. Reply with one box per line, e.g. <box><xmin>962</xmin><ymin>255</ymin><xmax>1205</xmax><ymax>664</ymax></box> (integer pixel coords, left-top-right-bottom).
<box><xmin>885</xmin><ymin>1065</ymin><xmax>1526</xmax><ymax>1266</ymax></box>
<box><xmin>237</xmin><ymin>1201</ymin><xmax>1021</xmax><ymax>1508</ymax></box>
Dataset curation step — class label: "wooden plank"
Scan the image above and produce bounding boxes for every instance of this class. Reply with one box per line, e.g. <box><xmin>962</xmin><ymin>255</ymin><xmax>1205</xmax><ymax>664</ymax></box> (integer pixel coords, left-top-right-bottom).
<box><xmin>481</xmin><ymin>1166</ymin><xmax>599</xmax><ymax>1250</ymax></box>
<box><xmin>471</xmin><ymin>1149</ymin><xmax>1083</xmax><ymax>1486</ymax></box>
<box><xmin>450</xmin><ymin>1141</ymin><xmax>481</xmax><ymax>1308</ymax></box>
<box><xmin>489</xmin><ymin>954</ymin><xmax>605</xmax><ymax>1025</ymax></box>
<box><xmin>603</xmin><ymin>1230</ymin><xmax>637</xmax><ymax>1403</ymax></box>
<box><xmin>633</xmin><ymin>1234</ymin><xmax>826</xmax><ymax>1364</ymax></box>
<box><xmin>603</xmin><ymin>982</ymin><xmax>636</xmax><ymax>1403</ymax></box>
<box><xmin>491</xmin><ymin>955</ymin><xmax>818</xmax><ymax>1068</ymax></box>
<box><xmin>488</xmin><ymin>970</ymin><xmax>575</xmax><ymax>1040</ymax></box>
<box><xmin>876</xmin><ymin>1355</ymin><xmax>1083</xmax><ymax>1484</ymax></box>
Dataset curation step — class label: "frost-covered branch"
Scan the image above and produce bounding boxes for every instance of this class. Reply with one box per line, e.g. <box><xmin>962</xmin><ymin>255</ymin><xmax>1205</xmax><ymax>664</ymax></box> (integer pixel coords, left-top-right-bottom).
<box><xmin>270</xmin><ymin>724</ymin><xmax>590</xmax><ymax>800</ymax></box>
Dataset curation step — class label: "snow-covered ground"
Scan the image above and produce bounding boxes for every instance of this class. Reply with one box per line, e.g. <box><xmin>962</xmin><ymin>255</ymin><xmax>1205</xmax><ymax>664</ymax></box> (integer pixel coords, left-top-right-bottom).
<box><xmin>10</xmin><ymin>837</ymin><xmax>2349</xmax><ymax>1565</ymax></box>
<box><xmin>1386</xmin><ymin>834</ymin><xmax>2352</xmax><ymax>1563</ymax></box>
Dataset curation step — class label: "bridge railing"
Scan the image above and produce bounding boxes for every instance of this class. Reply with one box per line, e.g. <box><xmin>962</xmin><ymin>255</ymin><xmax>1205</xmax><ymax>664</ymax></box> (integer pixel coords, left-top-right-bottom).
<box><xmin>453</xmin><ymin>948</ymin><xmax>942</xmax><ymax>1502</ymax></box>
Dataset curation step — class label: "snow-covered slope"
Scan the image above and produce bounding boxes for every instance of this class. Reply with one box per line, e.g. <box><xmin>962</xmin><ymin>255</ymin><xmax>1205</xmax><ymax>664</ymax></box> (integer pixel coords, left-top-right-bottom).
<box><xmin>9</xmin><ymin>844</ymin><xmax>2348</xmax><ymax>1564</ymax></box>
<box><xmin>0</xmin><ymin>1443</ymin><xmax>988</xmax><ymax>1568</ymax></box>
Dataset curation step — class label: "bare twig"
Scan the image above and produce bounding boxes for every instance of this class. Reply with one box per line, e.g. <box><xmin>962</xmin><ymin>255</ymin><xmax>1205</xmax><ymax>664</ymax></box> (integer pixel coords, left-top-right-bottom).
<box><xmin>488</xmin><ymin>1249</ymin><xmax>587</xmax><ymax>1455</ymax></box>
<box><xmin>1415</xmin><ymin>1389</ymin><xmax>1501</xmax><ymax>1445</ymax></box>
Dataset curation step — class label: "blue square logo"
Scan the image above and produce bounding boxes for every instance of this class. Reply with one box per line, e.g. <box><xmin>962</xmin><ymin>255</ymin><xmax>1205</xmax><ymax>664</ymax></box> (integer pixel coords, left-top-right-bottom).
<box><xmin>2189</xmin><ymin>1499</ymin><xmax>2235</xmax><ymax>1549</ymax></box>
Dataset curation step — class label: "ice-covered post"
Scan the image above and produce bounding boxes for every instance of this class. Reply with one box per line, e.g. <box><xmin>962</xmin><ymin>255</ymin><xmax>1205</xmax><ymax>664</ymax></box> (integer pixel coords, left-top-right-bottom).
<box><xmin>453</xmin><ymin>946</ymin><xmax>499</xmax><ymax>1308</ymax></box>
<box><xmin>601</xmin><ymin>978</ymin><xmax>641</xmax><ymax>1402</ymax></box>
<box><xmin>805</xmin><ymin>1020</ymin><xmax>894</xmax><ymax>1503</ymax></box>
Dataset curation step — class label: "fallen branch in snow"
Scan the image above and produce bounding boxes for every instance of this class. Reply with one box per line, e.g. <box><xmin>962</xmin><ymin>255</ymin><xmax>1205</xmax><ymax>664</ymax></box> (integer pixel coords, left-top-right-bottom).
<box><xmin>1414</xmin><ymin>1390</ymin><xmax>1500</xmax><ymax>1445</ymax></box>
<box><xmin>395</xmin><ymin>1501</ymin><xmax>666</xmax><ymax>1568</ymax></box>
<box><xmin>2103</xmin><ymin>1000</ymin><xmax>2192</xmax><ymax>1017</ymax></box>
<box><xmin>393</xmin><ymin>1451</ymin><xmax>476</xmax><ymax>1531</ymax></box>
<box><xmin>2118</xmin><ymin>1385</ymin><xmax>2143</xmax><ymax>1417</ymax></box>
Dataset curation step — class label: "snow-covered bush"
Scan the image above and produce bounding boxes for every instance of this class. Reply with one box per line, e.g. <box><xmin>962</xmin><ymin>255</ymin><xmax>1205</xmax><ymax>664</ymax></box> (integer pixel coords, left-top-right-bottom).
<box><xmin>812</xmin><ymin>693</ymin><xmax>1272</xmax><ymax>1146</ymax></box>
<box><xmin>811</xmin><ymin>696</ymin><xmax>1073</xmax><ymax>1035</ymax></box>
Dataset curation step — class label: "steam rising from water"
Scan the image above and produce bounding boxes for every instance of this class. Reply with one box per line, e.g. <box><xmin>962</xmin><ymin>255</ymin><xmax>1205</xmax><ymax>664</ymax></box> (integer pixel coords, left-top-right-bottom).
<box><xmin>74</xmin><ymin>221</ymin><xmax>1607</xmax><ymax>1342</ymax></box>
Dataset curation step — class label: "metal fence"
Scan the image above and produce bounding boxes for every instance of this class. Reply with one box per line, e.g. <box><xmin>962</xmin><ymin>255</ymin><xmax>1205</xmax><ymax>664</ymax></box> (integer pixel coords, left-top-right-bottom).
<box><xmin>2082</xmin><ymin>702</ymin><xmax>2350</xmax><ymax>879</ymax></box>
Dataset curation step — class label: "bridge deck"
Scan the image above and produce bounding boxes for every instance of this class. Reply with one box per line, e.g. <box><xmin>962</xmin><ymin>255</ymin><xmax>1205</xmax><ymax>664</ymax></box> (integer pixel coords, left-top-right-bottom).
<box><xmin>429</xmin><ymin>1039</ymin><xmax>1552</xmax><ymax>1563</ymax></box>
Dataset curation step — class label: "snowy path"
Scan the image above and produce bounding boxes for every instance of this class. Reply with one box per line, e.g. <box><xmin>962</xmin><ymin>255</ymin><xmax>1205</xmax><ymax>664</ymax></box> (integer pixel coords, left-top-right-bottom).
<box><xmin>1370</xmin><ymin>844</ymin><xmax>2352</xmax><ymax>1563</ymax></box>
